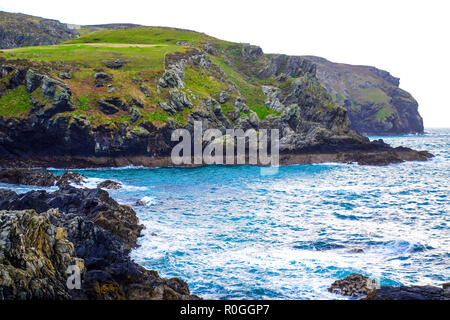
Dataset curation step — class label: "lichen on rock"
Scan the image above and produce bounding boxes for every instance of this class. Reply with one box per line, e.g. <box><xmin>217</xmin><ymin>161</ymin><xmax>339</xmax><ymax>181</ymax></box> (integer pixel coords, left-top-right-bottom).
<box><xmin>0</xmin><ymin>209</ymin><xmax>84</xmax><ymax>300</ymax></box>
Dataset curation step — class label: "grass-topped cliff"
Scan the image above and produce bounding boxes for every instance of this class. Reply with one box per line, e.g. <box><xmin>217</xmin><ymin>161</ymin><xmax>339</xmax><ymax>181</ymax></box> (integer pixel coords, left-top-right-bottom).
<box><xmin>0</xmin><ymin>27</ymin><xmax>281</xmax><ymax>125</ymax></box>
<box><xmin>0</xmin><ymin>26</ymin><xmax>432</xmax><ymax>167</ymax></box>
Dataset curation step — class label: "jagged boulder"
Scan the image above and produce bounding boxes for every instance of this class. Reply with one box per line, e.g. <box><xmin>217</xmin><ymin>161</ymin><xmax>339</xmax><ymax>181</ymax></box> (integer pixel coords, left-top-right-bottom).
<box><xmin>94</xmin><ymin>72</ymin><xmax>112</xmax><ymax>87</ymax></box>
<box><xmin>169</xmin><ymin>89</ymin><xmax>193</xmax><ymax>111</ymax></box>
<box><xmin>204</xmin><ymin>42</ymin><xmax>218</xmax><ymax>55</ymax></box>
<box><xmin>23</xmin><ymin>69</ymin><xmax>75</xmax><ymax>117</ymax></box>
<box><xmin>262</xmin><ymin>85</ymin><xmax>284</xmax><ymax>113</ymax></box>
<box><xmin>97</xmin><ymin>180</ymin><xmax>122</xmax><ymax>190</ymax></box>
<box><xmin>25</xmin><ymin>69</ymin><xmax>44</xmax><ymax>92</ymax></box>
<box><xmin>328</xmin><ymin>274</ymin><xmax>379</xmax><ymax>297</ymax></box>
<box><xmin>218</xmin><ymin>90</ymin><xmax>230</xmax><ymax>104</ymax></box>
<box><xmin>55</xmin><ymin>171</ymin><xmax>86</xmax><ymax>188</ymax></box>
<box><xmin>159</xmin><ymin>69</ymin><xmax>185</xmax><ymax>88</ymax></box>
<box><xmin>241</xmin><ymin>44</ymin><xmax>263</xmax><ymax>60</ymax></box>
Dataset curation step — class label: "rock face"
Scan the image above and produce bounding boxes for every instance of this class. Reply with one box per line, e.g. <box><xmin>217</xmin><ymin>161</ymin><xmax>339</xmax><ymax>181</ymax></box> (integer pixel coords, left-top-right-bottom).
<box><xmin>0</xmin><ymin>209</ymin><xmax>83</xmax><ymax>300</ymax></box>
<box><xmin>329</xmin><ymin>274</ymin><xmax>449</xmax><ymax>300</ymax></box>
<box><xmin>304</xmin><ymin>56</ymin><xmax>424</xmax><ymax>135</ymax></box>
<box><xmin>0</xmin><ymin>187</ymin><xmax>199</xmax><ymax>300</ymax></box>
<box><xmin>0</xmin><ymin>11</ymin><xmax>79</xmax><ymax>49</ymax></box>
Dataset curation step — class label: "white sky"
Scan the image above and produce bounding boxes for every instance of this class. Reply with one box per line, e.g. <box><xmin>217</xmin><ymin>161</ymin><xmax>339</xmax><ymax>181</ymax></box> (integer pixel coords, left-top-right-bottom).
<box><xmin>1</xmin><ymin>0</ymin><xmax>449</xmax><ymax>128</ymax></box>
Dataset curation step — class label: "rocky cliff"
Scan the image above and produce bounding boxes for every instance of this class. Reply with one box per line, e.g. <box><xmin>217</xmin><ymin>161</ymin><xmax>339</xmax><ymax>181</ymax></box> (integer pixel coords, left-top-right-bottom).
<box><xmin>0</xmin><ymin>11</ymin><xmax>79</xmax><ymax>49</ymax></box>
<box><xmin>304</xmin><ymin>56</ymin><xmax>424</xmax><ymax>135</ymax></box>
<box><xmin>0</xmin><ymin>27</ymin><xmax>432</xmax><ymax>167</ymax></box>
<box><xmin>0</xmin><ymin>11</ymin><xmax>426</xmax><ymax>137</ymax></box>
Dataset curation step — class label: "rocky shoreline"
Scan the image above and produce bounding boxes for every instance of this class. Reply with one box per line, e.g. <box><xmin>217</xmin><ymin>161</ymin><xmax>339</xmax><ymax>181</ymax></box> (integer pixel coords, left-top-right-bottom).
<box><xmin>0</xmin><ymin>56</ymin><xmax>432</xmax><ymax>170</ymax></box>
<box><xmin>0</xmin><ymin>169</ymin><xmax>200</xmax><ymax>300</ymax></box>
<box><xmin>0</xmin><ymin>169</ymin><xmax>445</xmax><ymax>300</ymax></box>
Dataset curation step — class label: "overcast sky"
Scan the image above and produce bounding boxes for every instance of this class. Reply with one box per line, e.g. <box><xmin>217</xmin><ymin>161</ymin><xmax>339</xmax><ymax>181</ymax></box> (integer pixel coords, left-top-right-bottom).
<box><xmin>1</xmin><ymin>0</ymin><xmax>449</xmax><ymax>127</ymax></box>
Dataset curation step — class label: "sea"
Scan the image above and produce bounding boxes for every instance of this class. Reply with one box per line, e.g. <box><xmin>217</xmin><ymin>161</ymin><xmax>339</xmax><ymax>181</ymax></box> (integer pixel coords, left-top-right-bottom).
<box><xmin>2</xmin><ymin>128</ymin><xmax>449</xmax><ymax>299</ymax></box>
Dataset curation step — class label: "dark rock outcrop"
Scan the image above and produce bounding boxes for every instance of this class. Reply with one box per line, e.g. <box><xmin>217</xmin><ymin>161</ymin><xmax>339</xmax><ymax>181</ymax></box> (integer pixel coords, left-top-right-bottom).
<box><xmin>0</xmin><ymin>187</ymin><xmax>199</xmax><ymax>300</ymax></box>
<box><xmin>97</xmin><ymin>180</ymin><xmax>122</xmax><ymax>190</ymax></box>
<box><xmin>329</xmin><ymin>274</ymin><xmax>449</xmax><ymax>300</ymax></box>
<box><xmin>94</xmin><ymin>72</ymin><xmax>112</xmax><ymax>88</ymax></box>
<box><xmin>328</xmin><ymin>274</ymin><xmax>379</xmax><ymax>297</ymax></box>
<box><xmin>0</xmin><ymin>187</ymin><xmax>142</xmax><ymax>250</ymax></box>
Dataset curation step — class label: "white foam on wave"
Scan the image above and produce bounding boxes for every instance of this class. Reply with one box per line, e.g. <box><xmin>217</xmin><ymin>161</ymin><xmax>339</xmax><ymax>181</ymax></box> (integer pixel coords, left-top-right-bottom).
<box><xmin>77</xmin><ymin>177</ymin><xmax>105</xmax><ymax>189</ymax></box>
<box><xmin>66</xmin><ymin>165</ymin><xmax>151</xmax><ymax>171</ymax></box>
<box><xmin>122</xmin><ymin>185</ymin><xmax>149</xmax><ymax>192</ymax></box>
<box><xmin>74</xmin><ymin>176</ymin><xmax>149</xmax><ymax>191</ymax></box>
<box><xmin>139</xmin><ymin>196</ymin><xmax>157</xmax><ymax>207</ymax></box>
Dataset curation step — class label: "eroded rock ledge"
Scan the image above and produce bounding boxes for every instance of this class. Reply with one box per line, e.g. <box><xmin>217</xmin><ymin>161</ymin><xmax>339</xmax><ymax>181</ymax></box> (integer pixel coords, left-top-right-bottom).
<box><xmin>329</xmin><ymin>274</ymin><xmax>449</xmax><ymax>300</ymax></box>
<box><xmin>0</xmin><ymin>184</ymin><xmax>200</xmax><ymax>300</ymax></box>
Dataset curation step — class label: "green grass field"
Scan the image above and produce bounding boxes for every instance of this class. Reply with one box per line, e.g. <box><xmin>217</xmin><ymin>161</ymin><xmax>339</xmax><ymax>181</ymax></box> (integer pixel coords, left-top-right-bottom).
<box><xmin>0</xmin><ymin>26</ymin><xmax>281</xmax><ymax>127</ymax></box>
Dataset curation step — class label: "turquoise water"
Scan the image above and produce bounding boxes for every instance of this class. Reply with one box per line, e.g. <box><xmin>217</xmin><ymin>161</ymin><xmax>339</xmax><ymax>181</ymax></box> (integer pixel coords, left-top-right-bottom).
<box><xmin>4</xmin><ymin>128</ymin><xmax>449</xmax><ymax>299</ymax></box>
